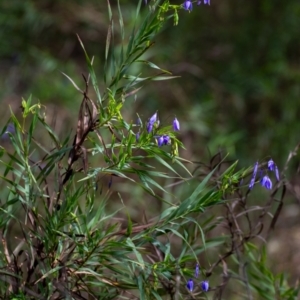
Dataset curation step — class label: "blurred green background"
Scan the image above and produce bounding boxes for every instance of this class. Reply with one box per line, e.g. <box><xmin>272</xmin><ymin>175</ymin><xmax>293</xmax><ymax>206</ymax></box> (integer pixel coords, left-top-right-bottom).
<box><xmin>1</xmin><ymin>0</ymin><xmax>300</xmax><ymax>285</ymax></box>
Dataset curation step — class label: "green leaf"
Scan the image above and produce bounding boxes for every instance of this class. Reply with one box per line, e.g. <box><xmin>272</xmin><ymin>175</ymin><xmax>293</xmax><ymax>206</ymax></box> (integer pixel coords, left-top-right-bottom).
<box><xmin>135</xmin><ymin>60</ymin><xmax>172</xmax><ymax>74</ymax></box>
<box><xmin>77</xmin><ymin>34</ymin><xmax>102</xmax><ymax>105</ymax></box>
<box><xmin>188</xmin><ymin>168</ymin><xmax>216</xmax><ymax>203</ymax></box>
<box><xmin>126</xmin><ymin>238</ymin><xmax>144</xmax><ymax>268</ymax></box>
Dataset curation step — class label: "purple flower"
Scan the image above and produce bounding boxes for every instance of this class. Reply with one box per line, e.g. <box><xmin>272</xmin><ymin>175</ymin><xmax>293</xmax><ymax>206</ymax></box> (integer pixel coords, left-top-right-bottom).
<box><xmin>187</xmin><ymin>279</ymin><xmax>194</xmax><ymax>292</ymax></box>
<box><xmin>275</xmin><ymin>166</ymin><xmax>280</xmax><ymax>181</ymax></box>
<box><xmin>249</xmin><ymin>177</ymin><xmax>255</xmax><ymax>190</ymax></box>
<box><xmin>147</xmin><ymin>112</ymin><xmax>158</xmax><ymax>133</ymax></box>
<box><xmin>249</xmin><ymin>161</ymin><xmax>258</xmax><ymax>190</ymax></box>
<box><xmin>268</xmin><ymin>159</ymin><xmax>275</xmax><ymax>171</ymax></box>
<box><xmin>198</xmin><ymin>0</ymin><xmax>210</xmax><ymax>4</ymax></box>
<box><xmin>157</xmin><ymin>136</ymin><xmax>164</xmax><ymax>147</ymax></box>
<box><xmin>156</xmin><ymin>135</ymin><xmax>171</xmax><ymax>147</ymax></box>
<box><xmin>260</xmin><ymin>175</ymin><xmax>272</xmax><ymax>190</ymax></box>
<box><xmin>149</xmin><ymin>112</ymin><xmax>158</xmax><ymax>125</ymax></box>
<box><xmin>147</xmin><ymin>122</ymin><xmax>153</xmax><ymax>133</ymax></box>
<box><xmin>201</xmin><ymin>280</ymin><xmax>209</xmax><ymax>292</ymax></box>
<box><xmin>163</xmin><ymin>135</ymin><xmax>171</xmax><ymax>145</ymax></box>
<box><xmin>195</xmin><ymin>263</ymin><xmax>200</xmax><ymax>278</ymax></box>
<box><xmin>268</xmin><ymin>159</ymin><xmax>280</xmax><ymax>181</ymax></box>
<box><xmin>183</xmin><ymin>0</ymin><xmax>193</xmax><ymax>11</ymax></box>
<box><xmin>173</xmin><ymin>117</ymin><xmax>180</xmax><ymax>131</ymax></box>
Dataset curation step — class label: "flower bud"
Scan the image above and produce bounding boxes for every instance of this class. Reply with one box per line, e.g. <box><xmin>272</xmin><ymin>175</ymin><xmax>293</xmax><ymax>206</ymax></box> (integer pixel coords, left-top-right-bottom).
<box><xmin>173</xmin><ymin>117</ymin><xmax>180</xmax><ymax>131</ymax></box>
<box><xmin>163</xmin><ymin>135</ymin><xmax>171</xmax><ymax>145</ymax></box>
<box><xmin>157</xmin><ymin>136</ymin><xmax>164</xmax><ymax>147</ymax></box>
<box><xmin>186</xmin><ymin>279</ymin><xmax>194</xmax><ymax>292</ymax></box>
<box><xmin>249</xmin><ymin>161</ymin><xmax>258</xmax><ymax>190</ymax></box>
<box><xmin>149</xmin><ymin>112</ymin><xmax>157</xmax><ymax>125</ymax></box>
<box><xmin>195</xmin><ymin>263</ymin><xmax>200</xmax><ymax>278</ymax></box>
<box><xmin>183</xmin><ymin>0</ymin><xmax>193</xmax><ymax>11</ymax></box>
<box><xmin>201</xmin><ymin>280</ymin><xmax>209</xmax><ymax>292</ymax></box>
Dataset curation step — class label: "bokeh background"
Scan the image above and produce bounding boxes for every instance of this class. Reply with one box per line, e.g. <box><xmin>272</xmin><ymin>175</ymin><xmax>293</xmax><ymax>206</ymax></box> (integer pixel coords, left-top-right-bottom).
<box><xmin>1</xmin><ymin>0</ymin><xmax>300</xmax><ymax>290</ymax></box>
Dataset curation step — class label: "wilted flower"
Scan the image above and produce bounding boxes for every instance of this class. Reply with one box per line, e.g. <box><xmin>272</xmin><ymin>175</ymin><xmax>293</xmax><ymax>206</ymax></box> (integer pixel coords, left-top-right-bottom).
<box><xmin>268</xmin><ymin>159</ymin><xmax>275</xmax><ymax>171</ymax></box>
<box><xmin>249</xmin><ymin>161</ymin><xmax>258</xmax><ymax>190</ymax></box>
<box><xmin>195</xmin><ymin>263</ymin><xmax>200</xmax><ymax>278</ymax></box>
<box><xmin>201</xmin><ymin>280</ymin><xmax>209</xmax><ymax>292</ymax></box>
<box><xmin>187</xmin><ymin>279</ymin><xmax>194</xmax><ymax>292</ymax></box>
<box><xmin>183</xmin><ymin>0</ymin><xmax>193</xmax><ymax>11</ymax></box>
<box><xmin>260</xmin><ymin>175</ymin><xmax>272</xmax><ymax>190</ymax></box>
<box><xmin>173</xmin><ymin>117</ymin><xmax>180</xmax><ymax>131</ymax></box>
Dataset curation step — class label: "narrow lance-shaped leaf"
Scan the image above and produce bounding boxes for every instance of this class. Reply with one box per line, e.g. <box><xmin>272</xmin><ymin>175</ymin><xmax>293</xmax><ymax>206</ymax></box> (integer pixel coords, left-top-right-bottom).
<box><xmin>77</xmin><ymin>34</ymin><xmax>102</xmax><ymax>105</ymax></box>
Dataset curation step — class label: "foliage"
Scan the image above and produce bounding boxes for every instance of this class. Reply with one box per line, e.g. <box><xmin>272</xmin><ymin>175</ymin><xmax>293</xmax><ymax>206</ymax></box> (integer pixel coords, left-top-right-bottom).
<box><xmin>0</xmin><ymin>0</ymin><xmax>299</xmax><ymax>299</ymax></box>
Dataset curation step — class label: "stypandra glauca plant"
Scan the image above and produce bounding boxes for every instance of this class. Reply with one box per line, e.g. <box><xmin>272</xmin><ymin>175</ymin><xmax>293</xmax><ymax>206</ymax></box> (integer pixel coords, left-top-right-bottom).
<box><xmin>0</xmin><ymin>0</ymin><xmax>299</xmax><ymax>299</ymax></box>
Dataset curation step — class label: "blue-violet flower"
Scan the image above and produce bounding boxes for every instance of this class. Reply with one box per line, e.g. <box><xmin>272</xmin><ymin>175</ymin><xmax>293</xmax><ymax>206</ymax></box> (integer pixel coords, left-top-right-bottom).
<box><xmin>187</xmin><ymin>279</ymin><xmax>194</xmax><ymax>292</ymax></box>
<box><xmin>183</xmin><ymin>0</ymin><xmax>193</xmax><ymax>11</ymax></box>
<box><xmin>201</xmin><ymin>280</ymin><xmax>209</xmax><ymax>292</ymax></box>
<box><xmin>198</xmin><ymin>0</ymin><xmax>211</xmax><ymax>4</ymax></box>
<box><xmin>173</xmin><ymin>117</ymin><xmax>180</xmax><ymax>131</ymax></box>
<box><xmin>147</xmin><ymin>122</ymin><xmax>153</xmax><ymax>133</ymax></box>
<box><xmin>268</xmin><ymin>159</ymin><xmax>275</xmax><ymax>171</ymax></box>
<box><xmin>260</xmin><ymin>175</ymin><xmax>272</xmax><ymax>190</ymax></box>
<box><xmin>149</xmin><ymin>112</ymin><xmax>158</xmax><ymax>125</ymax></box>
<box><xmin>157</xmin><ymin>136</ymin><xmax>164</xmax><ymax>147</ymax></box>
<box><xmin>163</xmin><ymin>135</ymin><xmax>171</xmax><ymax>145</ymax></box>
<box><xmin>147</xmin><ymin>112</ymin><xmax>159</xmax><ymax>133</ymax></box>
<box><xmin>268</xmin><ymin>159</ymin><xmax>280</xmax><ymax>181</ymax></box>
<box><xmin>275</xmin><ymin>165</ymin><xmax>280</xmax><ymax>181</ymax></box>
<box><xmin>195</xmin><ymin>263</ymin><xmax>200</xmax><ymax>278</ymax></box>
<box><xmin>249</xmin><ymin>161</ymin><xmax>258</xmax><ymax>190</ymax></box>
